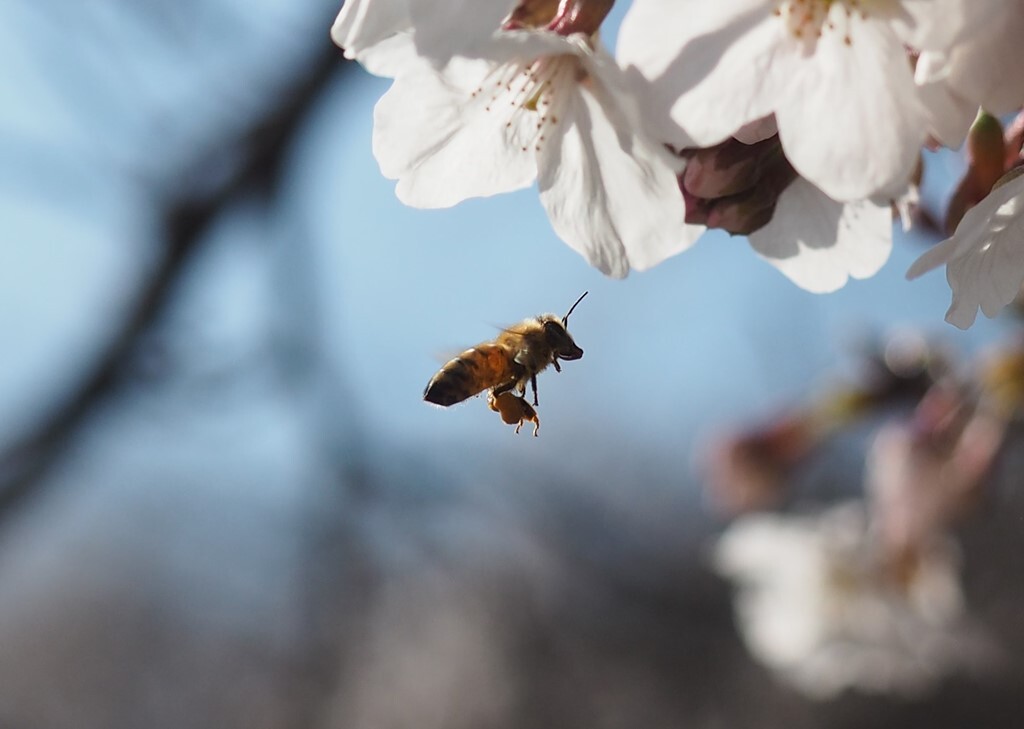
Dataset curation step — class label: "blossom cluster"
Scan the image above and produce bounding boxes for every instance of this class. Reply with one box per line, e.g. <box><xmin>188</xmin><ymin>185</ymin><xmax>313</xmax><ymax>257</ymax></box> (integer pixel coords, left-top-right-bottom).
<box><xmin>333</xmin><ymin>0</ymin><xmax>1024</xmax><ymax>322</ymax></box>
<box><xmin>704</xmin><ymin>332</ymin><xmax>1018</xmax><ymax>697</ymax></box>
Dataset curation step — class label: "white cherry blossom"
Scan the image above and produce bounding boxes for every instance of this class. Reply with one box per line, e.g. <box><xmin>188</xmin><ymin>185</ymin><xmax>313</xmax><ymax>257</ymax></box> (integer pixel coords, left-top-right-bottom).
<box><xmin>715</xmin><ymin>503</ymin><xmax>991</xmax><ymax>699</ymax></box>
<box><xmin>332</xmin><ymin>0</ymin><xmax>409</xmax><ymax>61</ymax></box>
<box><xmin>907</xmin><ymin>171</ymin><xmax>1024</xmax><ymax>329</ymax></box>
<box><xmin>331</xmin><ymin>0</ymin><xmax>516</xmax><ymax>64</ymax></box>
<box><xmin>617</xmin><ymin>0</ymin><xmax>978</xmax><ymax>202</ymax></box>
<box><xmin>748</xmin><ymin>179</ymin><xmax>892</xmax><ymax>293</ymax></box>
<box><xmin>407</xmin><ymin>0</ymin><xmax>516</xmax><ymax>62</ymax></box>
<box><xmin>369</xmin><ymin>31</ymin><xmax>698</xmax><ymax>277</ymax></box>
<box><xmin>916</xmin><ymin>0</ymin><xmax>1024</xmax><ymax>147</ymax></box>
<box><xmin>866</xmin><ymin>399</ymin><xmax>1006</xmax><ymax>566</ymax></box>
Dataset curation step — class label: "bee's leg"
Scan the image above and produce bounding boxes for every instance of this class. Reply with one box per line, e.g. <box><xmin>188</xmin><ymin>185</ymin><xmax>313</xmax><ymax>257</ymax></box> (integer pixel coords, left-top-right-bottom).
<box><xmin>492</xmin><ymin>380</ymin><xmax>517</xmax><ymax>397</ymax></box>
<box><xmin>552</xmin><ymin>359</ymin><xmax>562</xmax><ymax>373</ymax></box>
<box><xmin>495</xmin><ymin>362</ymin><xmax>527</xmax><ymax>399</ymax></box>
<box><xmin>514</xmin><ymin>419</ymin><xmax>523</xmax><ymax>434</ymax></box>
<box><xmin>530</xmin><ymin>374</ymin><xmax>539</xmax><ymax>406</ymax></box>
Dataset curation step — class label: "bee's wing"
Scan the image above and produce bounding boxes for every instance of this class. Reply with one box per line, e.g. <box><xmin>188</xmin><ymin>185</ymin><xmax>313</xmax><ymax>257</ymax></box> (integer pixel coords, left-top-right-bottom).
<box><xmin>433</xmin><ymin>323</ymin><xmax>521</xmax><ymax>364</ymax></box>
<box><xmin>433</xmin><ymin>347</ymin><xmax>469</xmax><ymax>365</ymax></box>
<box><xmin>491</xmin><ymin>322</ymin><xmax>532</xmax><ymax>338</ymax></box>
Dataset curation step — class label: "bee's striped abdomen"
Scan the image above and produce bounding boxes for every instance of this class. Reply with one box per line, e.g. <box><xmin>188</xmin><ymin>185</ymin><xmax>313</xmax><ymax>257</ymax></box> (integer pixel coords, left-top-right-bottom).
<box><xmin>423</xmin><ymin>344</ymin><xmax>517</xmax><ymax>407</ymax></box>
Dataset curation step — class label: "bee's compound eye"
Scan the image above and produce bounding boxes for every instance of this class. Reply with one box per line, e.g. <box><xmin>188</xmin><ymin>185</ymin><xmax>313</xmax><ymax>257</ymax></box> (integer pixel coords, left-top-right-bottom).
<box><xmin>543</xmin><ymin>320</ymin><xmax>564</xmax><ymax>338</ymax></box>
<box><xmin>544</xmin><ymin>320</ymin><xmax>582</xmax><ymax>360</ymax></box>
<box><xmin>543</xmin><ymin>320</ymin><xmax>568</xmax><ymax>346</ymax></box>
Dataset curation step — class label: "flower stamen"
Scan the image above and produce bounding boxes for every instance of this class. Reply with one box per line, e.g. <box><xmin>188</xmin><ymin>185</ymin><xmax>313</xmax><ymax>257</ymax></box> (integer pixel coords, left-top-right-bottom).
<box><xmin>471</xmin><ymin>55</ymin><xmax>575</xmax><ymax>154</ymax></box>
<box><xmin>774</xmin><ymin>0</ymin><xmax>870</xmax><ymax>47</ymax></box>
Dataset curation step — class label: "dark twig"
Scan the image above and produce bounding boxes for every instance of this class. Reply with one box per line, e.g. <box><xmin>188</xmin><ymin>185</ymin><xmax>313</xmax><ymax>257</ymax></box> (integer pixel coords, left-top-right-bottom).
<box><xmin>0</xmin><ymin>43</ymin><xmax>347</xmax><ymax>521</ymax></box>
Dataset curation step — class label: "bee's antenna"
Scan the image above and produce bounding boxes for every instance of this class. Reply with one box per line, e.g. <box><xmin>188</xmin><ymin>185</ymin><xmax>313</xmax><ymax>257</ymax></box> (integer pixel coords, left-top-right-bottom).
<box><xmin>562</xmin><ymin>291</ymin><xmax>589</xmax><ymax>325</ymax></box>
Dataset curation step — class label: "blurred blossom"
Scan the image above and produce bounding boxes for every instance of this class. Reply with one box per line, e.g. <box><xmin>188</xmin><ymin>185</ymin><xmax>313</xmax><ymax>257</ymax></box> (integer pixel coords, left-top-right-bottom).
<box><xmin>617</xmin><ymin>0</ymin><xmax>979</xmax><ymax>202</ymax></box>
<box><xmin>704</xmin><ymin>334</ymin><xmax>944</xmax><ymax>516</ymax></box>
<box><xmin>702</xmin><ymin>414</ymin><xmax>818</xmax><ymax>515</ymax></box>
<box><xmin>714</xmin><ymin>503</ymin><xmax>992</xmax><ymax>699</ymax></box>
<box><xmin>835</xmin><ymin>328</ymin><xmax>950</xmax><ymax>401</ymax></box>
<box><xmin>865</xmin><ymin>386</ymin><xmax>1006</xmax><ymax>581</ymax></box>
<box><xmin>907</xmin><ymin>167</ymin><xmax>1024</xmax><ymax>328</ymax></box>
<box><xmin>977</xmin><ymin>339</ymin><xmax>1024</xmax><ymax>418</ymax></box>
<box><xmin>351</xmin><ymin>6</ymin><xmax>699</xmax><ymax>277</ymax></box>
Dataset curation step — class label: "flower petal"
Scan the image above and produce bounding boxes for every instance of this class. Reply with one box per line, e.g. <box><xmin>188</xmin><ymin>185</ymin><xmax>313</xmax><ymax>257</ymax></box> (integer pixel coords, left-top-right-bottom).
<box><xmin>371</xmin><ymin>55</ymin><xmax>540</xmax><ymax>208</ymax></box>
<box><xmin>617</xmin><ymin>0</ymin><xmax>777</xmax><ymax>148</ymax></box>
<box><xmin>537</xmin><ymin>52</ymin><xmax>697</xmax><ymax>277</ymax></box>
<box><xmin>747</xmin><ymin>179</ymin><xmax>892</xmax><ymax>293</ymax></box>
<box><xmin>907</xmin><ymin>174</ymin><xmax>1024</xmax><ymax>328</ymax></box>
<box><xmin>733</xmin><ymin>115</ymin><xmax>778</xmax><ymax>145</ymax></box>
<box><xmin>772</xmin><ymin>17</ymin><xmax>924</xmax><ymax>201</ymax></box>
<box><xmin>896</xmin><ymin>0</ymin><xmax>993</xmax><ymax>50</ymax></box>
<box><xmin>356</xmin><ymin>31</ymin><xmax>426</xmax><ymax>77</ymax></box>
<box><xmin>906</xmin><ymin>174</ymin><xmax>1024</xmax><ymax>279</ymax></box>
<box><xmin>621</xmin><ymin>1</ymin><xmax>924</xmax><ymax>200</ymax></box>
<box><xmin>914</xmin><ymin>52</ymin><xmax>976</xmax><ymax>148</ymax></box>
<box><xmin>331</xmin><ymin>0</ymin><xmax>410</xmax><ymax>59</ymax></box>
<box><xmin>914</xmin><ymin>2</ymin><xmax>1024</xmax><ymax>148</ymax></box>
<box><xmin>944</xmin><ymin>215</ymin><xmax>1024</xmax><ymax>328</ymax></box>
<box><xmin>407</xmin><ymin>0</ymin><xmax>517</xmax><ymax>62</ymax></box>
<box><xmin>943</xmin><ymin>4</ymin><xmax>1024</xmax><ymax>115</ymax></box>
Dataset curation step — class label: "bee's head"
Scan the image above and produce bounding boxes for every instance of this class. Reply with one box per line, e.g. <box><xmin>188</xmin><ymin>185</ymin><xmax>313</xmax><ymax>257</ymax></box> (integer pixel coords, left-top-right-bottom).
<box><xmin>542</xmin><ymin>317</ymin><xmax>583</xmax><ymax>360</ymax></box>
<box><xmin>542</xmin><ymin>291</ymin><xmax>588</xmax><ymax>361</ymax></box>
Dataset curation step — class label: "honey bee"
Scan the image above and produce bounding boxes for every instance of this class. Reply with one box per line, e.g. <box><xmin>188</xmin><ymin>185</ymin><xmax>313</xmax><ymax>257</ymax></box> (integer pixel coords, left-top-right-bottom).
<box><xmin>488</xmin><ymin>390</ymin><xmax>541</xmax><ymax>436</ymax></box>
<box><xmin>423</xmin><ymin>292</ymin><xmax>588</xmax><ymax>411</ymax></box>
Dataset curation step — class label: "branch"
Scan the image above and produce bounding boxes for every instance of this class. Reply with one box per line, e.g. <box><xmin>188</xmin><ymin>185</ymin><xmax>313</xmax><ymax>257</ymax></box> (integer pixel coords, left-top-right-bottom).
<box><xmin>0</xmin><ymin>43</ymin><xmax>348</xmax><ymax>520</ymax></box>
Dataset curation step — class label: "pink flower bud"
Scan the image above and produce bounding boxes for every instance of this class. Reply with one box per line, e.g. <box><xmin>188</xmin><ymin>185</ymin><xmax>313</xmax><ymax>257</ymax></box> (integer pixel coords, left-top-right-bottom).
<box><xmin>967</xmin><ymin>110</ymin><xmax>1005</xmax><ymax>192</ymax></box>
<box><xmin>547</xmin><ymin>0</ymin><xmax>614</xmax><ymax>36</ymax></box>
<box><xmin>1003</xmin><ymin>109</ymin><xmax>1024</xmax><ymax>170</ymax></box>
<box><xmin>702</xmin><ymin>155</ymin><xmax>798</xmax><ymax>235</ymax></box>
<box><xmin>945</xmin><ymin>111</ymin><xmax>1007</xmax><ymax>234</ymax></box>
<box><xmin>680</xmin><ymin>185</ymin><xmax>711</xmax><ymax>225</ymax></box>
<box><xmin>682</xmin><ymin>136</ymin><xmax>784</xmax><ymax>198</ymax></box>
<box><xmin>704</xmin><ymin>191</ymin><xmax>778</xmax><ymax>235</ymax></box>
<box><xmin>679</xmin><ymin>135</ymin><xmax>798</xmax><ymax>235</ymax></box>
<box><xmin>505</xmin><ymin>0</ymin><xmax>614</xmax><ymax>35</ymax></box>
<box><xmin>504</xmin><ymin>0</ymin><xmax>561</xmax><ymax>29</ymax></box>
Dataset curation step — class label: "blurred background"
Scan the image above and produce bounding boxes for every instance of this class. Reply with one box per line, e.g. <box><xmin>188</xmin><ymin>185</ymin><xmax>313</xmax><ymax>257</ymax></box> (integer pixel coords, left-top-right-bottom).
<box><xmin>1</xmin><ymin>1</ymin><xmax>1022</xmax><ymax>727</ymax></box>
